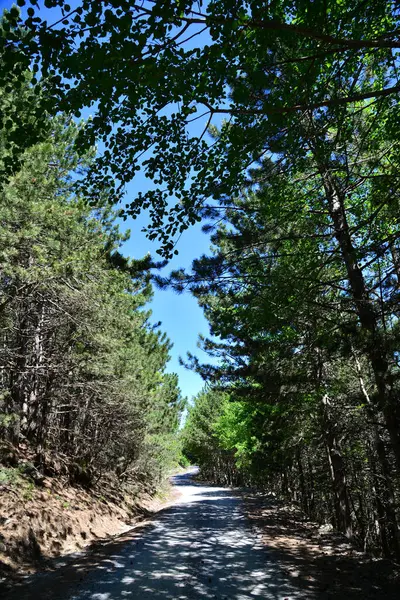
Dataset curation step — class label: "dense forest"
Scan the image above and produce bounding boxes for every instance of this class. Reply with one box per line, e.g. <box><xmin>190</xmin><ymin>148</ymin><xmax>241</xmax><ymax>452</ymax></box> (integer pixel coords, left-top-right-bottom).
<box><xmin>0</xmin><ymin>91</ymin><xmax>185</xmax><ymax>494</ymax></box>
<box><xmin>179</xmin><ymin>74</ymin><xmax>400</xmax><ymax>558</ymax></box>
<box><xmin>1</xmin><ymin>0</ymin><xmax>400</xmax><ymax>566</ymax></box>
<box><xmin>181</xmin><ymin>134</ymin><xmax>400</xmax><ymax>555</ymax></box>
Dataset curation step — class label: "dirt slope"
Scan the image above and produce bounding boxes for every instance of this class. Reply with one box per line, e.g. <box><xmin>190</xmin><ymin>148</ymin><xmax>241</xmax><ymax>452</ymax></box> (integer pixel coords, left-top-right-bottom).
<box><xmin>0</xmin><ymin>469</ymin><xmax>177</xmax><ymax>580</ymax></box>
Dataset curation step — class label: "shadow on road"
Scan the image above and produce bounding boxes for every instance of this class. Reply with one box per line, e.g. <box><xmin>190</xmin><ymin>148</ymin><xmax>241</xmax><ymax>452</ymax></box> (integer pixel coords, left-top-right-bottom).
<box><xmin>2</xmin><ymin>473</ymin><xmax>397</xmax><ymax>599</ymax></box>
<box><xmin>1</xmin><ymin>475</ymin><xmax>297</xmax><ymax>600</ymax></box>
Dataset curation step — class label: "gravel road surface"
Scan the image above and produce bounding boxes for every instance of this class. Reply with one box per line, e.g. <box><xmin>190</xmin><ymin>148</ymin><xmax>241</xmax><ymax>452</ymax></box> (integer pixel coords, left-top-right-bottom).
<box><xmin>4</xmin><ymin>469</ymin><xmax>301</xmax><ymax>599</ymax></box>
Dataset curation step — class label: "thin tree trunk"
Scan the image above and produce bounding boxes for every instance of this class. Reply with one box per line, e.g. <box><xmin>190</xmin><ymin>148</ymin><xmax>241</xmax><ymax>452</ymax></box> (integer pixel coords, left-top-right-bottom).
<box><xmin>353</xmin><ymin>350</ymin><xmax>400</xmax><ymax>557</ymax></box>
<box><xmin>389</xmin><ymin>241</ymin><xmax>400</xmax><ymax>284</ymax></box>
<box><xmin>370</xmin><ymin>446</ymin><xmax>391</xmax><ymax>557</ymax></box>
<box><xmin>26</xmin><ymin>303</ymin><xmax>45</xmax><ymax>444</ymax></box>
<box><xmin>296</xmin><ymin>448</ymin><xmax>309</xmax><ymax>514</ymax></box>
<box><xmin>322</xmin><ymin>394</ymin><xmax>353</xmax><ymax>537</ymax></box>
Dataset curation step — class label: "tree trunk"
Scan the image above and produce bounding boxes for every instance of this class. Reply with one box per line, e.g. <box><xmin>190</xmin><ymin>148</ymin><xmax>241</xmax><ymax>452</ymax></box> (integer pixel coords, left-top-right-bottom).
<box><xmin>322</xmin><ymin>394</ymin><xmax>353</xmax><ymax>538</ymax></box>
<box><xmin>389</xmin><ymin>241</ymin><xmax>400</xmax><ymax>284</ymax></box>
<box><xmin>353</xmin><ymin>350</ymin><xmax>400</xmax><ymax>557</ymax></box>
<box><xmin>310</xmin><ymin>146</ymin><xmax>400</xmax><ymax>472</ymax></box>
<box><xmin>296</xmin><ymin>448</ymin><xmax>309</xmax><ymax>514</ymax></box>
<box><xmin>26</xmin><ymin>303</ymin><xmax>45</xmax><ymax>445</ymax></box>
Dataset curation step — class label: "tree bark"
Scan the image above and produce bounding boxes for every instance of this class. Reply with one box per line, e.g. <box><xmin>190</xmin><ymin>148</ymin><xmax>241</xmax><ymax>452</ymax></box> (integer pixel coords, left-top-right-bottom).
<box><xmin>322</xmin><ymin>394</ymin><xmax>353</xmax><ymax>538</ymax></box>
<box><xmin>353</xmin><ymin>350</ymin><xmax>400</xmax><ymax>557</ymax></box>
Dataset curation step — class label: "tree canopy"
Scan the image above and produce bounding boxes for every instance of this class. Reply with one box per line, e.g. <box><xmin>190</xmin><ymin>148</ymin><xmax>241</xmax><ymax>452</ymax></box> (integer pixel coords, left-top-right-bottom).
<box><xmin>1</xmin><ymin>0</ymin><xmax>399</xmax><ymax>255</ymax></box>
<box><xmin>181</xmin><ymin>122</ymin><xmax>400</xmax><ymax>556</ymax></box>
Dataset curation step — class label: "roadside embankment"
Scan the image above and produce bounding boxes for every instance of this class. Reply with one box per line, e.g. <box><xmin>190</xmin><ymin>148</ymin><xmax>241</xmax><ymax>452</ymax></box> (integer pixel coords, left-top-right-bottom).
<box><xmin>0</xmin><ymin>465</ymin><xmax>180</xmax><ymax>581</ymax></box>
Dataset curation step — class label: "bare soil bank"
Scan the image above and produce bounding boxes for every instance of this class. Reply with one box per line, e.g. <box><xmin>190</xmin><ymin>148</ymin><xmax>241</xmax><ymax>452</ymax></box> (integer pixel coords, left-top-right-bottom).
<box><xmin>0</xmin><ymin>470</ymin><xmax>179</xmax><ymax>582</ymax></box>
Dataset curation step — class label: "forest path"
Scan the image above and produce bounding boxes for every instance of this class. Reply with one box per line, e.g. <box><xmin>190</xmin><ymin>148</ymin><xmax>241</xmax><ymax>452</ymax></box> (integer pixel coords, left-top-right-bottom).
<box><xmin>4</xmin><ymin>469</ymin><xmax>301</xmax><ymax>600</ymax></box>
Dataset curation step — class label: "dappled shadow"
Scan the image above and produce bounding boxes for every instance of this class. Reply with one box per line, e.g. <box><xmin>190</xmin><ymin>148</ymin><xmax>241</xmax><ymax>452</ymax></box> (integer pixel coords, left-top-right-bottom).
<box><xmin>1</xmin><ymin>474</ymin><xmax>300</xmax><ymax>600</ymax></box>
<box><xmin>6</xmin><ymin>474</ymin><xmax>396</xmax><ymax>599</ymax></box>
<box><xmin>245</xmin><ymin>495</ymin><xmax>400</xmax><ymax>600</ymax></box>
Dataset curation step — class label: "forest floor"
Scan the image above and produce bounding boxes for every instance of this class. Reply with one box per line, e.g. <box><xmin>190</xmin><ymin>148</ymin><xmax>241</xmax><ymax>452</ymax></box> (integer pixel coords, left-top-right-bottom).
<box><xmin>0</xmin><ymin>462</ymin><xmax>181</xmax><ymax>581</ymax></box>
<box><xmin>244</xmin><ymin>493</ymin><xmax>400</xmax><ymax>599</ymax></box>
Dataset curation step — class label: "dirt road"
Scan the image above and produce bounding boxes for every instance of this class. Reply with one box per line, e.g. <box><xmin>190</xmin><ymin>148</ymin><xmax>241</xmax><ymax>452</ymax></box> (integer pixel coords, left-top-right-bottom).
<box><xmin>3</xmin><ymin>470</ymin><xmax>301</xmax><ymax>599</ymax></box>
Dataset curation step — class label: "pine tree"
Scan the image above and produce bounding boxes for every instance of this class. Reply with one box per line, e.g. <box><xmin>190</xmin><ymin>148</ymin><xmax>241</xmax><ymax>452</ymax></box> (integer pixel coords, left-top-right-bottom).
<box><xmin>0</xmin><ymin>107</ymin><xmax>184</xmax><ymax>492</ymax></box>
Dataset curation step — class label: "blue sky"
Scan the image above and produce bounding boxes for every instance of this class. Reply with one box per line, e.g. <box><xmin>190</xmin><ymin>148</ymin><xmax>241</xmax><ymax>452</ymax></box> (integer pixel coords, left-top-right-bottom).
<box><xmin>1</xmin><ymin>0</ymin><xmax>217</xmax><ymax>401</ymax></box>
<box><xmin>119</xmin><ymin>187</ymin><xmax>213</xmax><ymax>403</ymax></box>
